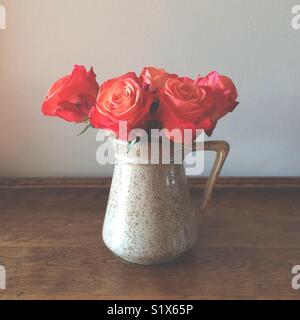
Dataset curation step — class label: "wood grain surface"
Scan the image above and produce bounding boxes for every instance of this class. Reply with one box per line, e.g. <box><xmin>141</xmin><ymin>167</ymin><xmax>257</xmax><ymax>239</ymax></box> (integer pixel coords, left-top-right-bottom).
<box><xmin>0</xmin><ymin>178</ymin><xmax>300</xmax><ymax>300</ymax></box>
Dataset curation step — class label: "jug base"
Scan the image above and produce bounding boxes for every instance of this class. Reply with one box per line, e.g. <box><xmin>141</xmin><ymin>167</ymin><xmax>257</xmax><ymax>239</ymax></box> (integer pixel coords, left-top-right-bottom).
<box><xmin>103</xmin><ymin>236</ymin><xmax>196</xmax><ymax>265</ymax></box>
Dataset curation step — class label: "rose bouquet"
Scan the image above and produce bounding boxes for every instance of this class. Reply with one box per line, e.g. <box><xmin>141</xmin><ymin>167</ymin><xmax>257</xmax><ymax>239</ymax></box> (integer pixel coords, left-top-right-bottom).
<box><xmin>41</xmin><ymin>66</ymin><xmax>238</xmax><ymax>264</ymax></box>
<box><xmin>42</xmin><ymin>66</ymin><xmax>239</xmax><ymax>143</ymax></box>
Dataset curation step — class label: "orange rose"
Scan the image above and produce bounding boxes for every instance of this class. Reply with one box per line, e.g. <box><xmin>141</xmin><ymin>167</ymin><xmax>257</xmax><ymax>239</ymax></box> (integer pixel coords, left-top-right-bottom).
<box><xmin>89</xmin><ymin>72</ymin><xmax>154</xmax><ymax>138</ymax></box>
<box><xmin>139</xmin><ymin>67</ymin><xmax>178</xmax><ymax>92</ymax></box>
<box><xmin>195</xmin><ymin>71</ymin><xmax>239</xmax><ymax>135</ymax></box>
<box><xmin>42</xmin><ymin>65</ymin><xmax>99</xmax><ymax>123</ymax></box>
<box><xmin>158</xmin><ymin>77</ymin><xmax>214</xmax><ymax>142</ymax></box>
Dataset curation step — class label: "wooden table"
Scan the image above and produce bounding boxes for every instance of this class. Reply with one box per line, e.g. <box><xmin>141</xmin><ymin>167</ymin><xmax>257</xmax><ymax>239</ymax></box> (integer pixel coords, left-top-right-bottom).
<box><xmin>0</xmin><ymin>178</ymin><xmax>300</xmax><ymax>300</ymax></box>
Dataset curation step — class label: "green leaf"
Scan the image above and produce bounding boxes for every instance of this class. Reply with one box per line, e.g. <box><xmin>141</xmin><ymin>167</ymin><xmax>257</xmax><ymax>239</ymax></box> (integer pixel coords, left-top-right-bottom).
<box><xmin>78</xmin><ymin>123</ymin><xmax>92</xmax><ymax>136</ymax></box>
<box><xmin>150</xmin><ymin>100</ymin><xmax>159</xmax><ymax>114</ymax></box>
<box><xmin>127</xmin><ymin>137</ymin><xmax>140</xmax><ymax>153</ymax></box>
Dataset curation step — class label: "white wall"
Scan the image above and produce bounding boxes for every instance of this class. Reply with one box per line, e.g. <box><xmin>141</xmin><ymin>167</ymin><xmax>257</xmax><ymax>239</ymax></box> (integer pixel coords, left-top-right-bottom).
<box><xmin>0</xmin><ymin>0</ymin><xmax>299</xmax><ymax>177</ymax></box>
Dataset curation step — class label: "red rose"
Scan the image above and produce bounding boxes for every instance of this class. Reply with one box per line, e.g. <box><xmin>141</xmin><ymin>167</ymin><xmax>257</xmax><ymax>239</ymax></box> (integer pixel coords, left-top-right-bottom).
<box><xmin>195</xmin><ymin>71</ymin><xmax>239</xmax><ymax>135</ymax></box>
<box><xmin>42</xmin><ymin>65</ymin><xmax>99</xmax><ymax>123</ymax></box>
<box><xmin>158</xmin><ymin>77</ymin><xmax>214</xmax><ymax>142</ymax></box>
<box><xmin>139</xmin><ymin>67</ymin><xmax>178</xmax><ymax>92</ymax></box>
<box><xmin>89</xmin><ymin>72</ymin><xmax>154</xmax><ymax>139</ymax></box>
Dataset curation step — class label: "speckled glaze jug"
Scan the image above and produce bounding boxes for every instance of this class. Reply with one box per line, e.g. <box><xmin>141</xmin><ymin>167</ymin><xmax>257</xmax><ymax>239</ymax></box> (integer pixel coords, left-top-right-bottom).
<box><xmin>102</xmin><ymin>139</ymin><xmax>229</xmax><ymax>265</ymax></box>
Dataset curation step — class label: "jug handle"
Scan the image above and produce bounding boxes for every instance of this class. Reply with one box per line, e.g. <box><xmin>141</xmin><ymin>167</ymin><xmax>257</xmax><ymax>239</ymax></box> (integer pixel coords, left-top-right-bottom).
<box><xmin>192</xmin><ymin>140</ymin><xmax>230</xmax><ymax>214</ymax></box>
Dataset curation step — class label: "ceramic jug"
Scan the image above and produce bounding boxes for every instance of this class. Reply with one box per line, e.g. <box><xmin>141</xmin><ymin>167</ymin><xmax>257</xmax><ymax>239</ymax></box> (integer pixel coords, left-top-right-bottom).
<box><xmin>102</xmin><ymin>139</ymin><xmax>229</xmax><ymax>265</ymax></box>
